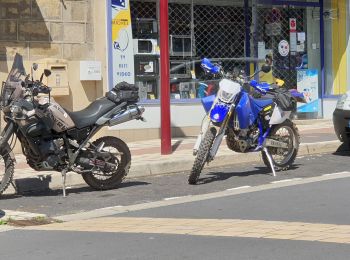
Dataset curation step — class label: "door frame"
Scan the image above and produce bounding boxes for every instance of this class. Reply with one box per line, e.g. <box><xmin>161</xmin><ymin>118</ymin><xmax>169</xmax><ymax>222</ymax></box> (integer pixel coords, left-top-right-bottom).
<box><xmin>254</xmin><ymin>0</ymin><xmax>325</xmax><ymax>99</ymax></box>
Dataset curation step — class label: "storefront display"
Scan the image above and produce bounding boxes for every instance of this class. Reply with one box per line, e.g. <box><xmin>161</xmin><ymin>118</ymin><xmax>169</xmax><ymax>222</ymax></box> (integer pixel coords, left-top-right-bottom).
<box><xmin>110</xmin><ymin>0</ymin><xmax>324</xmax><ymax>114</ymax></box>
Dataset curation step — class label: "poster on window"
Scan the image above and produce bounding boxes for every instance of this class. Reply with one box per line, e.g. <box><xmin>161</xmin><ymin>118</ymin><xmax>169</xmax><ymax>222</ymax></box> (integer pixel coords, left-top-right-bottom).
<box><xmin>111</xmin><ymin>0</ymin><xmax>135</xmax><ymax>86</ymax></box>
<box><xmin>297</xmin><ymin>69</ymin><xmax>319</xmax><ymax>113</ymax></box>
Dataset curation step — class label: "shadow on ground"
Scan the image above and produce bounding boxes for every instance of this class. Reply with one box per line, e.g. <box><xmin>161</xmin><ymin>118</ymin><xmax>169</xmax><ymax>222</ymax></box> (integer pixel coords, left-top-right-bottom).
<box><xmin>1</xmin><ymin>181</ymin><xmax>150</xmax><ymax>200</ymax></box>
<box><xmin>0</xmin><ymin>210</ymin><xmax>4</xmax><ymax>218</ymax></box>
<box><xmin>333</xmin><ymin>143</ymin><xmax>350</xmax><ymax>156</ymax></box>
<box><xmin>198</xmin><ymin>165</ymin><xmax>300</xmax><ymax>185</ymax></box>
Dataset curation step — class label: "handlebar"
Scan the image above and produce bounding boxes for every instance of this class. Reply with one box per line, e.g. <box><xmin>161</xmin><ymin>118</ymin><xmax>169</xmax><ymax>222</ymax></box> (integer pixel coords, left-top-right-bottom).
<box><xmin>23</xmin><ymin>77</ymin><xmax>51</xmax><ymax>96</ymax></box>
<box><xmin>200</xmin><ymin>58</ymin><xmax>275</xmax><ymax>95</ymax></box>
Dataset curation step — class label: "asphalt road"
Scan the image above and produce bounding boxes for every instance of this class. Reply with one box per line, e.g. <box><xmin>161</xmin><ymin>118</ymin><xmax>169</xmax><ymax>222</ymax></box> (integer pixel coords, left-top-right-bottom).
<box><xmin>2</xmin><ymin>230</ymin><xmax>350</xmax><ymax>260</ymax></box>
<box><xmin>2</xmin><ymin>155</ymin><xmax>350</xmax><ymax>259</ymax></box>
<box><xmin>0</xmin><ymin>144</ymin><xmax>349</xmax><ymax>217</ymax></box>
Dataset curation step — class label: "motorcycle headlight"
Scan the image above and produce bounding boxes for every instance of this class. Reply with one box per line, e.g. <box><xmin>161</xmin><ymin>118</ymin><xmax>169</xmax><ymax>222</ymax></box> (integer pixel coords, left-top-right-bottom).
<box><xmin>218</xmin><ymin>79</ymin><xmax>241</xmax><ymax>103</ymax></box>
<box><xmin>218</xmin><ymin>89</ymin><xmax>235</xmax><ymax>103</ymax></box>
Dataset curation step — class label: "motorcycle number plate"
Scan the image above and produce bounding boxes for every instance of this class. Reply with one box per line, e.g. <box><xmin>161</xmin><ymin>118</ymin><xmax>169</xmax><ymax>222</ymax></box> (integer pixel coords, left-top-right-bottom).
<box><xmin>264</xmin><ymin>138</ymin><xmax>289</xmax><ymax>149</ymax></box>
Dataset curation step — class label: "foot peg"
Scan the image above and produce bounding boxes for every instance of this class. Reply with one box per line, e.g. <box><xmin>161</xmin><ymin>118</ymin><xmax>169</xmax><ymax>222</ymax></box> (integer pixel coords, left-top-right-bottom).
<box><xmin>263</xmin><ymin>147</ymin><xmax>276</xmax><ymax>177</ymax></box>
<box><xmin>61</xmin><ymin>169</ymin><xmax>67</xmax><ymax>197</ymax></box>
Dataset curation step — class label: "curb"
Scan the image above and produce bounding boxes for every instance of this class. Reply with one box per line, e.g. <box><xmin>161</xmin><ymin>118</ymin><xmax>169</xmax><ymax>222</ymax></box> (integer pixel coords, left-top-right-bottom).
<box><xmin>8</xmin><ymin>140</ymin><xmax>341</xmax><ymax>194</ymax></box>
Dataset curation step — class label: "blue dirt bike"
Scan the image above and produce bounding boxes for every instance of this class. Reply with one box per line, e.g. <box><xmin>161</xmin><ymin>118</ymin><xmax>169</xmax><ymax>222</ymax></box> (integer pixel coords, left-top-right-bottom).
<box><xmin>189</xmin><ymin>58</ymin><xmax>305</xmax><ymax>184</ymax></box>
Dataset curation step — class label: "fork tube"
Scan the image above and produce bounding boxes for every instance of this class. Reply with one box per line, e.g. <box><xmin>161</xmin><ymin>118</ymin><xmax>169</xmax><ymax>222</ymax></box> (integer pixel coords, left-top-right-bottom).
<box><xmin>0</xmin><ymin>121</ymin><xmax>14</xmax><ymax>148</ymax></box>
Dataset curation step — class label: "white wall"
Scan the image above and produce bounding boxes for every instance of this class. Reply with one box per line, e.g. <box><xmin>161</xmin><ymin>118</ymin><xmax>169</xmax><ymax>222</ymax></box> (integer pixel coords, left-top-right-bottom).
<box><xmin>110</xmin><ymin>103</ymin><xmax>206</xmax><ymax>130</ymax></box>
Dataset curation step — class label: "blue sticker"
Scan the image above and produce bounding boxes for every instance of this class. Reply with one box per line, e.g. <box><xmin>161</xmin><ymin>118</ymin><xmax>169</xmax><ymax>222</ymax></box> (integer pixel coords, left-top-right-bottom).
<box><xmin>112</xmin><ymin>0</ymin><xmax>126</xmax><ymax>8</ymax></box>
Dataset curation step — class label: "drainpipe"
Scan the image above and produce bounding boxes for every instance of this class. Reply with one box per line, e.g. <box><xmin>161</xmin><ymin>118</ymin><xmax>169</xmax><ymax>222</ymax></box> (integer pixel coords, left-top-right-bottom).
<box><xmin>160</xmin><ymin>0</ymin><xmax>172</xmax><ymax>155</ymax></box>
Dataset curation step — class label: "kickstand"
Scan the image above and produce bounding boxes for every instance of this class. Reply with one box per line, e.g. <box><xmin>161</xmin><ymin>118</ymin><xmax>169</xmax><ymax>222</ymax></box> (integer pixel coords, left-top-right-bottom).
<box><xmin>61</xmin><ymin>169</ymin><xmax>67</xmax><ymax>197</ymax></box>
<box><xmin>10</xmin><ymin>180</ymin><xmax>18</xmax><ymax>194</ymax></box>
<box><xmin>263</xmin><ymin>147</ymin><xmax>276</xmax><ymax>177</ymax></box>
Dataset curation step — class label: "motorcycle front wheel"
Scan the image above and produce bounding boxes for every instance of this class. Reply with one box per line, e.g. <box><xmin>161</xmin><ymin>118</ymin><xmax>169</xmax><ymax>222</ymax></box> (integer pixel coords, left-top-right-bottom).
<box><xmin>262</xmin><ymin>120</ymin><xmax>300</xmax><ymax>171</ymax></box>
<box><xmin>0</xmin><ymin>145</ymin><xmax>15</xmax><ymax>195</ymax></box>
<box><xmin>188</xmin><ymin>127</ymin><xmax>216</xmax><ymax>185</ymax></box>
<box><xmin>82</xmin><ymin>136</ymin><xmax>131</xmax><ymax>190</ymax></box>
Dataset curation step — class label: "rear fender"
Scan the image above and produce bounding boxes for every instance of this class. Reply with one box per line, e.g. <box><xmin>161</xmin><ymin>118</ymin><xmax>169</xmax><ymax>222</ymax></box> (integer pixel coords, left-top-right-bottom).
<box><xmin>269</xmin><ymin>106</ymin><xmax>291</xmax><ymax>125</ymax></box>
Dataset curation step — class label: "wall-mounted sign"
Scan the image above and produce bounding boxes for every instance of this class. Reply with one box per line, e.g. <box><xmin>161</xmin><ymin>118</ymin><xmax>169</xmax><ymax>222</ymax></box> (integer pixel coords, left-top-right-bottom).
<box><xmin>278</xmin><ymin>40</ymin><xmax>289</xmax><ymax>57</ymax></box>
<box><xmin>289</xmin><ymin>18</ymin><xmax>297</xmax><ymax>32</ymax></box>
<box><xmin>111</xmin><ymin>0</ymin><xmax>135</xmax><ymax>87</ymax></box>
<box><xmin>290</xmin><ymin>32</ymin><xmax>297</xmax><ymax>53</ymax></box>
<box><xmin>80</xmin><ymin>61</ymin><xmax>102</xmax><ymax>81</ymax></box>
<box><xmin>297</xmin><ymin>32</ymin><xmax>306</xmax><ymax>43</ymax></box>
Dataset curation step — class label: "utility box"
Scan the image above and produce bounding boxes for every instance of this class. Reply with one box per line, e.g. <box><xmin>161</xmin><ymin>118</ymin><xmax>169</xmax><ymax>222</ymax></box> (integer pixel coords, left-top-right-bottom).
<box><xmin>34</xmin><ymin>59</ymin><xmax>70</xmax><ymax>96</ymax></box>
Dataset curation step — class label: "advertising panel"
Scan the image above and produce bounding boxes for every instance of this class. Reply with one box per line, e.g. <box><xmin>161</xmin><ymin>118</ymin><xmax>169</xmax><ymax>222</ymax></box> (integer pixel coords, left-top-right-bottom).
<box><xmin>297</xmin><ymin>69</ymin><xmax>319</xmax><ymax>113</ymax></box>
<box><xmin>111</xmin><ymin>0</ymin><xmax>135</xmax><ymax>86</ymax></box>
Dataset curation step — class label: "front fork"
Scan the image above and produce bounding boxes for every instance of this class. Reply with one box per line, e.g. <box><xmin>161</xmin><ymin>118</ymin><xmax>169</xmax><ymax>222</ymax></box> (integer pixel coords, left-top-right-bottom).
<box><xmin>194</xmin><ymin>106</ymin><xmax>234</xmax><ymax>161</ymax></box>
<box><xmin>208</xmin><ymin>112</ymin><xmax>232</xmax><ymax>161</ymax></box>
<box><xmin>0</xmin><ymin>121</ymin><xmax>15</xmax><ymax>150</ymax></box>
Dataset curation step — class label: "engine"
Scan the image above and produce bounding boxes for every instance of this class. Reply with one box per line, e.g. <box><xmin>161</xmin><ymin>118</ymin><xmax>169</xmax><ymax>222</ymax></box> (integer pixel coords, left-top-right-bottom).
<box><xmin>226</xmin><ymin>112</ymin><xmax>260</xmax><ymax>153</ymax></box>
<box><xmin>26</xmin><ymin>137</ymin><xmax>65</xmax><ymax>171</ymax></box>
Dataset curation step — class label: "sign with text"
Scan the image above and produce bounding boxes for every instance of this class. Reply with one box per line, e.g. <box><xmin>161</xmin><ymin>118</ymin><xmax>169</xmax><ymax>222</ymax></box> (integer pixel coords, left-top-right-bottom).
<box><xmin>289</xmin><ymin>18</ymin><xmax>297</xmax><ymax>32</ymax></box>
<box><xmin>80</xmin><ymin>61</ymin><xmax>102</xmax><ymax>81</ymax></box>
<box><xmin>111</xmin><ymin>0</ymin><xmax>135</xmax><ymax>86</ymax></box>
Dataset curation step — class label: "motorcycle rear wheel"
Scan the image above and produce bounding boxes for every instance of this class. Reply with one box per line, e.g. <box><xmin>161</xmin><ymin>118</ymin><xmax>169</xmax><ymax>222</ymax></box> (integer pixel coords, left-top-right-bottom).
<box><xmin>188</xmin><ymin>127</ymin><xmax>216</xmax><ymax>185</ymax></box>
<box><xmin>262</xmin><ymin>120</ymin><xmax>300</xmax><ymax>171</ymax></box>
<box><xmin>0</xmin><ymin>145</ymin><xmax>15</xmax><ymax>195</ymax></box>
<box><xmin>82</xmin><ymin>137</ymin><xmax>131</xmax><ymax>190</ymax></box>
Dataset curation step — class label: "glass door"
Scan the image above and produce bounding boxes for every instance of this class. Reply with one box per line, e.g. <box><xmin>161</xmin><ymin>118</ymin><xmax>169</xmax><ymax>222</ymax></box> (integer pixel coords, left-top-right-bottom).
<box><xmin>253</xmin><ymin>3</ymin><xmax>322</xmax><ymax>119</ymax></box>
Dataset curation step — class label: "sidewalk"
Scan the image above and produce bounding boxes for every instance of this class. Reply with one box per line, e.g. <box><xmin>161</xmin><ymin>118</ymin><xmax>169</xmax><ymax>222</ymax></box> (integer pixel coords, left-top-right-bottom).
<box><xmin>7</xmin><ymin>119</ymin><xmax>340</xmax><ymax>194</ymax></box>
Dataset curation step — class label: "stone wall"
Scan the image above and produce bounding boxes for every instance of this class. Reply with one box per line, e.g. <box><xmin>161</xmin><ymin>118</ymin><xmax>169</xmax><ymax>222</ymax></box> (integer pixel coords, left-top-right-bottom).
<box><xmin>0</xmin><ymin>0</ymin><xmax>94</xmax><ymax>61</ymax></box>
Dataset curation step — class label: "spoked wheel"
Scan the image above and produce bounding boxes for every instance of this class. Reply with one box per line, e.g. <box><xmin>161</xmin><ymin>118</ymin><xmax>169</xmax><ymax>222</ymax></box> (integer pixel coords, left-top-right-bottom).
<box><xmin>262</xmin><ymin>120</ymin><xmax>300</xmax><ymax>171</ymax></box>
<box><xmin>82</xmin><ymin>137</ymin><xmax>131</xmax><ymax>190</ymax></box>
<box><xmin>0</xmin><ymin>146</ymin><xmax>15</xmax><ymax>195</ymax></box>
<box><xmin>188</xmin><ymin>127</ymin><xmax>216</xmax><ymax>185</ymax></box>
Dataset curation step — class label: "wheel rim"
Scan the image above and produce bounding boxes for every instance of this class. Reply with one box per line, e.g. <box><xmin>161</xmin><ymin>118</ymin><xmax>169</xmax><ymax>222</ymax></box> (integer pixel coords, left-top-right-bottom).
<box><xmin>269</xmin><ymin>125</ymin><xmax>296</xmax><ymax>166</ymax></box>
<box><xmin>90</xmin><ymin>145</ymin><xmax>122</xmax><ymax>181</ymax></box>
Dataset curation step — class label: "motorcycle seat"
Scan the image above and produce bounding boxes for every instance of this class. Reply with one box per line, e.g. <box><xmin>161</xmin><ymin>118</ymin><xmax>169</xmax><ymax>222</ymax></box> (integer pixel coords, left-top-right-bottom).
<box><xmin>67</xmin><ymin>97</ymin><xmax>116</xmax><ymax>129</ymax></box>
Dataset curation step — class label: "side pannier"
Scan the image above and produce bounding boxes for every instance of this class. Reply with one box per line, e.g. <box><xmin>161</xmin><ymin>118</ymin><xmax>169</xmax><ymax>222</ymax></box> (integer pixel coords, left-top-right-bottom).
<box><xmin>273</xmin><ymin>88</ymin><xmax>295</xmax><ymax>111</ymax></box>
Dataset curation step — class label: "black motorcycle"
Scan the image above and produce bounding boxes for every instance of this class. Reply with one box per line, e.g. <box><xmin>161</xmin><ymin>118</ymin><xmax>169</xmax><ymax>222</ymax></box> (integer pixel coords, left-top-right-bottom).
<box><xmin>0</xmin><ymin>53</ymin><xmax>145</xmax><ymax>196</ymax></box>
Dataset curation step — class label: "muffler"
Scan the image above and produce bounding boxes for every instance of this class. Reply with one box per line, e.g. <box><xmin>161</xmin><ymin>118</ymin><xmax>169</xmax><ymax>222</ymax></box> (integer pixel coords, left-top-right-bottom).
<box><xmin>109</xmin><ymin>106</ymin><xmax>145</xmax><ymax>126</ymax></box>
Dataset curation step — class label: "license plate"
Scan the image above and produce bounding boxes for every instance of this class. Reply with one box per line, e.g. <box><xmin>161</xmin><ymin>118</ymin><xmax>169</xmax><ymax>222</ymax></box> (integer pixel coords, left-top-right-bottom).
<box><xmin>264</xmin><ymin>139</ymin><xmax>288</xmax><ymax>149</ymax></box>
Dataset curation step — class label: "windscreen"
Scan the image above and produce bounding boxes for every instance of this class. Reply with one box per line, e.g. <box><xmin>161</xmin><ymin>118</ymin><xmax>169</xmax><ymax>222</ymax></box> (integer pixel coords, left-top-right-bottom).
<box><xmin>1</xmin><ymin>53</ymin><xmax>26</xmax><ymax>108</ymax></box>
<box><xmin>6</xmin><ymin>53</ymin><xmax>26</xmax><ymax>84</ymax></box>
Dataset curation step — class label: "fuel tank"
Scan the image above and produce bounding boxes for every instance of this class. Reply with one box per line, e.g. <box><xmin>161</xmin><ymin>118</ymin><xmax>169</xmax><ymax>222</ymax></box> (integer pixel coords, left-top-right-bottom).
<box><xmin>38</xmin><ymin>96</ymin><xmax>75</xmax><ymax>132</ymax></box>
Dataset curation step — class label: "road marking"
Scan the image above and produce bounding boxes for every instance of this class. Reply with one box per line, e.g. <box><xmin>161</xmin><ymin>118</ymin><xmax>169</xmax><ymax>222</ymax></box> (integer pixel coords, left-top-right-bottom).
<box><xmin>323</xmin><ymin>171</ymin><xmax>349</xmax><ymax>177</ymax></box>
<box><xmin>56</xmin><ymin>171</ymin><xmax>350</xmax><ymax>222</ymax></box>
<box><xmin>271</xmin><ymin>178</ymin><xmax>303</xmax><ymax>184</ymax></box>
<box><xmin>226</xmin><ymin>186</ymin><xmax>251</xmax><ymax>191</ymax></box>
<box><xmin>164</xmin><ymin>196</ymin><xmax>188</xmax><ymax>201</ymax></box>
<box><xmin>30</xmin><ymin>217</ymin><xmax>350</xmax><ymax>244</ymax></box>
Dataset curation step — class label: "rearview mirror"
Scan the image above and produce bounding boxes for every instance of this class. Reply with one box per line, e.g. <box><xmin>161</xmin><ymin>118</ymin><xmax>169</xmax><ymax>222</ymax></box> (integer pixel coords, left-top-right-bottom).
<box><xmin>44</xmin><ymin>69</ymin><xmax>52</xmax><ymax>77</ymax></box>
<box><xmin>261</xmin><ymin>64</ymin><xmax>271</xmax><ymax>73</ymax></box>
<box><xmin>32</xmin><ymin>63</ymin><xmax>38</xmax><ymax>71</ymax></box>
<box><xmin>40</xmin><ymin>69</ymin><xmax>52</xmax><ymax>82</ymax></box>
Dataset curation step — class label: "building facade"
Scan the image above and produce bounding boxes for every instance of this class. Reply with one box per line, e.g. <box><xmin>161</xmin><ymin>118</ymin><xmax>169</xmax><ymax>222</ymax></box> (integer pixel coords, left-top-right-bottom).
<box><xmin>0</xmin><ymin>0</ymin><xmax>349</xmax><ymax>142</ymax></box>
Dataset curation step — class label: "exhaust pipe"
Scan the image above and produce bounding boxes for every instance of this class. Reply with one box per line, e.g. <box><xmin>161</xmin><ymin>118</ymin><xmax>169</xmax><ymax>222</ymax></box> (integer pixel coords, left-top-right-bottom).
<box><xmin>109</xmin><ymin>106</ymin><xmax>145</xmax><ymax>126</ymax></box>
